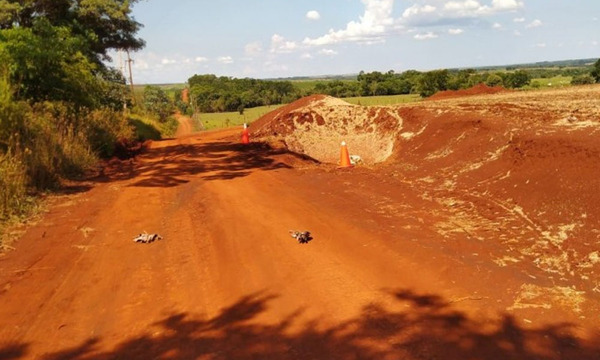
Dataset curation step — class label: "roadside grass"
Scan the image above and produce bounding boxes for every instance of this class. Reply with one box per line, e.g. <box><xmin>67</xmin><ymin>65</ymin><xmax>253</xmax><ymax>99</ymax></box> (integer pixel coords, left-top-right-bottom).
<box><xmin>128</xmin><ymin>113</ymin><xmax>179</xmax><ymax>140</ymax></box>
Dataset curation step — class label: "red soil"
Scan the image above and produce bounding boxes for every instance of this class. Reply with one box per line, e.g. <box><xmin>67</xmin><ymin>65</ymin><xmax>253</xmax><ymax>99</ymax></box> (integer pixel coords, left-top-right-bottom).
<box><xmin>1</xmin><ymin>86</ymin><xmax>600</xmax><ymax>359</ymax></box>
<box><xmin>428</xmin><ymin>83</ymin><xmax>509</xmax><ymax>100</ymax></box>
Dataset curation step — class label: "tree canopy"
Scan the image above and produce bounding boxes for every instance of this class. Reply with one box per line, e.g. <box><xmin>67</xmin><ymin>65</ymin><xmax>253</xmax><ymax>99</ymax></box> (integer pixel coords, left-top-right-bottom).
<box><xmin>188</xmin><ymin>75</ymin><xmax>296</xmax><ymax>113</ymax></box>
<box><xmin>0</xmin><ymin>0</ymin><xmax>144</xmax><ymax>61</ymax></box>
<box><xmin>0</xmin><ymin>0</ymin><xmax>143</xmax><ymax>107</ymax></box>
<box><xmin>591</xmin><ymin>58</ymin><xmax>600</xmax><ymax>83</ymax></box>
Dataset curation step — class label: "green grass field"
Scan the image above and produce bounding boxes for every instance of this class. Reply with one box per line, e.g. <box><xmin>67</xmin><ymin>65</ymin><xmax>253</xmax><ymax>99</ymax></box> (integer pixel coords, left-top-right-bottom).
<box><xmin>196</xmin><ymin>105</ymin><xmax>284</xmax><ymax>130</ymax></box>
<box><xmin>527</xmin><ymin>76</ymin><xmax>572</xmax><ymax>89</ymax></box>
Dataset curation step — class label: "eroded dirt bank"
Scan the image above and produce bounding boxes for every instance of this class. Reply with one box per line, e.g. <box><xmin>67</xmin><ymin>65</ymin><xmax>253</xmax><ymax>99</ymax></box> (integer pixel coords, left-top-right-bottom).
<box><xmin>0</xmin><ymin>86</ymin><xmax>599</xmax><ymax>359</ymax></box>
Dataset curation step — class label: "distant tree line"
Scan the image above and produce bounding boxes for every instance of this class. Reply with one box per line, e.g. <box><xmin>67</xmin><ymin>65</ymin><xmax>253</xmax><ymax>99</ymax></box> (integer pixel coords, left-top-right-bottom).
<box><xmin>188</xmin><ymin>74</ymin><xmax>297</xmax><ymax>113</ymax></box>
<box><xmin>313</xmin><ymin>69</ymin><xmax>534</xmax><ymax>98</ymax></box>
<box><xmin>186</xmin><ymin>59</ymin><xmax>599</xmax><ymax>114</ymax></box>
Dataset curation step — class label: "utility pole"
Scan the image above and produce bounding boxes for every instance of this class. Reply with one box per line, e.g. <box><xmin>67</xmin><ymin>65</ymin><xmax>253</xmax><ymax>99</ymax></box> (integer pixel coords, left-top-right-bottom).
<box><xmin>126</xmin><ymin>49</ymin><xmax>135</xmax><ymax>105</ymax></box>
<box><xmin>119</xmin><ymin>51</ymin><xmax>128</xmax><ymax>111</ymax></box>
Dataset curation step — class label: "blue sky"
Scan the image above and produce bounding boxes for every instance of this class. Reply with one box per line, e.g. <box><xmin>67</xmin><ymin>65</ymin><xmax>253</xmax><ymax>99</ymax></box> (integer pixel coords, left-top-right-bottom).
<box><xmin>116</xmin><ymin>0</ymin><xmax>600</xmax><ymax>84</ymax></box>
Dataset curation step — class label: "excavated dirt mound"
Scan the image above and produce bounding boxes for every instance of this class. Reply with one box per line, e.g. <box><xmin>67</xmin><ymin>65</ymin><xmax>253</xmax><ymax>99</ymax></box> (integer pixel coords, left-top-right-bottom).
<box><xmin>428</xmin><ymin>83</ymin><xmax>508</xmax><ymax>101</ymax></box>
<box><xmin>253</xmin><ymin>85</ymin><xmax>600</xmax><ymax>298</ymax></box>
<box><xmin>252</xmin><ymin>95</ymin><xmax>403</xmax><ymax>164</ymax></box>
<box><xmin>388</xmin><ymin>85</ymin><xmax>600</xmax><ymax>295</ymax></box>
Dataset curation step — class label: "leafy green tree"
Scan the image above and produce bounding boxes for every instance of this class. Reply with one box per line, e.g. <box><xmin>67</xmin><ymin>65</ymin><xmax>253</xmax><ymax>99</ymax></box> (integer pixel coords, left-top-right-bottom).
<box><xmin>187</xmin><ymin>75</ymin><xmax>297</xmax><ymax>113</ymax></box>
<box><xmin>485</xmin><ymin>73</ymin><xmax>504</xmax><ymax>87</ymax></box>
<box><xmin>143</xmin><ymin>86</ymin><xmax>174</xmax><ymax>122</ymax></box>
<box><xmin>591</xmin><ymin>58</ymin><xmax>600</xmax><ymax>83</ymax></box>
<box><xmin>0</xmin><ymin>19</ymin><xmax>100</xmax><ymax>106</ymax></box>
<box><xmin>448</xmin><ymin>69</ymin><xmax>476</xmax><ymax>90</ymax></box>
<box><xmin>0</xmin><ymin>0</ymin><xmax>144</xmax><ymax>60</ymax></box>
<box><xmin>417</xmin><ymin>70</ymin><xmax>449</xmax><ymax>97</ymax></box>
<box><xmin>0</xmin><ymin>0</ymin><xmax>143</xmax><ymax>109</ymax></box>
<box><xmin>504</xmin><ymin>70</ymin><xmax>531</xmax><ymax>88</ymax></box>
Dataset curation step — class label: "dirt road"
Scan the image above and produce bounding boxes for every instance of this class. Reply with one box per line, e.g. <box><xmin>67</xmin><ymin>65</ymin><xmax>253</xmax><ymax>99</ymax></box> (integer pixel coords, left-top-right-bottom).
<box><xmin>0</xmin><ymin>122</ymin><xmax>599</xmax><ymax>359</ymax></box>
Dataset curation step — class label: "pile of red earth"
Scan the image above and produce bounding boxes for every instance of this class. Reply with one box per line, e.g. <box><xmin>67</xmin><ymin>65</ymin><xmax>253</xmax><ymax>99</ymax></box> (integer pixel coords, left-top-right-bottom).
<box><xmin>251</xmin><ymin>94</ymin><xmax>404</xmax><ymax>165</ymax></box>
<box><xmin>428</xmin><ymin>83</ymin><xmax>508</xmax><ymax>101</ymax></box>
<box><xmin>251</xmin><ymin>86</ymin><xmax>600</xmax><ymax>292</ymax></box>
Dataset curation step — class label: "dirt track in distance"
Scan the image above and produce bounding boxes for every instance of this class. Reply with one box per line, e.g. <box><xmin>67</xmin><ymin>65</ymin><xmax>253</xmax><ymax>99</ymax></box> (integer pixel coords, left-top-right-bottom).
<box><xmin>1</xmin><ymin>87</ymin><xmax>600</xmax><ymax>359</ymax></box>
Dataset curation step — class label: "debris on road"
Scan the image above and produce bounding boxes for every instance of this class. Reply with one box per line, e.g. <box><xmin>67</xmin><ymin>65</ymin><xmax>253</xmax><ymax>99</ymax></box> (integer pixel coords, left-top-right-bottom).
<box><xmin>289</xmin><ymin>230</ymin><xmax>312</xmax><ymax>244</ymax></box>
<box><xmin>133</xmin><ymin>232</ymin><xmax>163</xmax><ymax>243</ymax></box>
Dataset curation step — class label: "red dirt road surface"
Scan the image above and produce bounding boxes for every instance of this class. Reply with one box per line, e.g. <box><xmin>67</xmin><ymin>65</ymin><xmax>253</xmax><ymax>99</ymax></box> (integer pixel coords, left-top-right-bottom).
<box><xmin>1</xmin><ymin>86</ymin><xmax>600</xmax><ymax>359</ymax></box>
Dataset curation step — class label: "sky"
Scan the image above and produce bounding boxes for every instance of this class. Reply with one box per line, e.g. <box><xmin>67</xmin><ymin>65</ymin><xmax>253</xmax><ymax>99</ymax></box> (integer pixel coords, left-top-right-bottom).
<box><xmin>113</xmin><ymin>0</ymin><xmax>600</xmax><ymax>84</ymax></box>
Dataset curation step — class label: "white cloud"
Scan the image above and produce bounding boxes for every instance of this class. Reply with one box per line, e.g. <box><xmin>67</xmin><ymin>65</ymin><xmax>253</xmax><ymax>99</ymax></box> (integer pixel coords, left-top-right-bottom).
<box><xmin>414</xmin><ymin>32</ymin><xmax>438</xmax><ymax>40</ymax></box>
<box><xmin>444</xmin><ymin>1</ymin><xmax>481</xmax><ymax>13</ymax></box>
<box><xmin>492</xmin><ymin>22</ymin><xmax>502</xmax><ymax>29</ymax></box>
<box><xmin>271</xmin><ymin>34</ymin><xmax>298</xmax><ymax>53</ymax></box>
<box><xmin>513</xmin><ymin>17</ymin><xmax>525</xmax><ymax>22</ymax></box>
<box><xmin>592</xmin><ymin>41</ymin><xmax>598</xmax><ymax>46</ymax></box>
<box><xmin>195</xmin><ymin>56</ymin><xmax>208</xmax><ymax>63</ymax></box>
<box><xmin>306</xmin><ymin>10</ymin><xmax>320</xmax><ymax>21</ymax></box>
<box><xmin>303</xmin><ymin>0</ymin><xmax>395</xmax><ymax>46</ymax></box>
<box><xmin>161</xmin><ymin>58</ymin><xmax>176</xmax><ymax>65</ymax></box>
<box><xmin>448</xmin><ymin>28</ymin><xmax>464</xmax><ymax>35</ymax></box>
<box><xmin>217</xmin><ymin>56</ymin><xmax>233</xmax><ymax>64</ymax></box>
<box><xmin>318</xmin><ymin>49</ymin><xmax>338</xmax><ymax>56</ymax></box>
<box><xmin>491</xmin><ymin>0</ymin><xmax>524</xmax><ymax>11</ymax></box>
<box><xmin>513</xmin><ymin>30</ymin><xmax>522</xmax><ymax>36</ymax></box>
<box><xmin>245</xmin><ymin>42</ymin><xmax>262</xmax><ymax>56</ymax></box>
<box><xmin>301</xmin><ymin>53</ymin><xmax>313</xmax><ymax>59</ymax></box>
<box><xmin>402</xmin><ymin>4</ymin><xmax>436</xmax><ymax>18</ymax></box>
<box><xmin>402</xmin><ymin>0</ymin><xmax>524</xmax><ymax>26</ymax></box>
<box><xmin>526</xmin><ymin>19</ymin><xmax>543</xmax><ymax>28</ymax></box>
<box><xmin>535</xmin><ymin>43</ymin><xmax>546</xmax><ymax>48</ymax></box>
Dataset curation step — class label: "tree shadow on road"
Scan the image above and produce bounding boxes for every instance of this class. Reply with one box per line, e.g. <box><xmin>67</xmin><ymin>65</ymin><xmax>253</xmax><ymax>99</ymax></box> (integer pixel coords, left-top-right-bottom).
<box><xmin>127</xmin><ymin>141</ymin><xmax>313</xmax><ymax>187</ymax></box>
<box><xmin>4</xmin><ymin>288</ymin><xmax>598</xmax><ymax>359</ymax></box>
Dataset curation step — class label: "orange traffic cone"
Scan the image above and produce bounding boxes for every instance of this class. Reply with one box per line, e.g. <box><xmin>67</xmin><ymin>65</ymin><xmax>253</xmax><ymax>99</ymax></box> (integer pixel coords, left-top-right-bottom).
<box><xmin>338</xmin><ymin>141</ymin><xmax>353</xmax><ymax>168</ymax></box>
<box><xmin>241</xmin><ymin>123</ymin><xmax>250</xmax><ymax>144</ymax></box>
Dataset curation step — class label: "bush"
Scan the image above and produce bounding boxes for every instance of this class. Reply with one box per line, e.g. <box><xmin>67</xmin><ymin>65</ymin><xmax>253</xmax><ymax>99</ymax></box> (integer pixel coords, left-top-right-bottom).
<box><xmin>504</xmin><ymin>70</ymin><xmax>531</xmax><ymax>88</ymax></box>
<box><xmin>84</xmin><ymin>108</ymin><xmax>134</xmax><ymax>158</ymax></box>
<box><xmin>571</xmin><ymin>75</ymin><xmax>596</xmax><ymax>85</ymax></box>
<box><xmin>0</xmin><ymin>153</ymin><xmax>28</xmax><ymax>221</ymax></box>
<box><xmin>591</xmin><ymin>59</ymin><xmax>600</xmax><ymax>83</ymax></box>
<box><xmin>485</xmin><ymin>74</ymin><xmax>504</xmax><ymax>87</ymax></box>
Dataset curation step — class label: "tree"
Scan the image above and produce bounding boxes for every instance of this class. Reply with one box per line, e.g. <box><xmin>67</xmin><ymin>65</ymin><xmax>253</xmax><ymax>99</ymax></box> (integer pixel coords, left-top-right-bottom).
<box><xmin>0</xmin><ymin>0</ymin><xmax>144</xmax><ymax>108</ymax></box>
<box><xmin>0</xmin><ymin>0</ymin><xmax>145</xmax><ymax>61</ymax></box>
<box><xmin>417</xmin><ymin>70</ymin><xmax>449</xmax><ymax>97</ymax></box>
<box><xmin>485</xmin><ymin>73</ymin><xmax>504</xmax><ymax>87</ymax></box>
<box><xmin>591</xmin><ymin>58</ymin><xmax>600</xmax><ymax>83</ymax></box>
<box><xmin>143</xmin><ymin>86</ymin><xmax>174</xmax><ymax>122</ymax></box>
<box><xmin>448</xmin><ymin>69</ymin><xmax>475</xmax><ymax>90</ymax></box>
<box><xmin>0</xmin><ymin>19</ymin><xmax>100</xmax><ymax>106</ymax></box>
<box><xmin>504</xmin><ymin>70</ymin><xmax>531</xmax><ymax>88</ymax></box>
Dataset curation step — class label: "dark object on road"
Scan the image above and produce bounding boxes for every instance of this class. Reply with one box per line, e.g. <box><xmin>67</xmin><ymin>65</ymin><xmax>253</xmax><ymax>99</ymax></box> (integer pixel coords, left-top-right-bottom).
<box><xmin>289</xmin><ymin>230</ymin><xmax>312</xmax><ymax>244</ymax></box>
<box><xmin>133</xmin><ymin>232</ymin><xmax>163</xmax><ymax>243</ymax></box>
